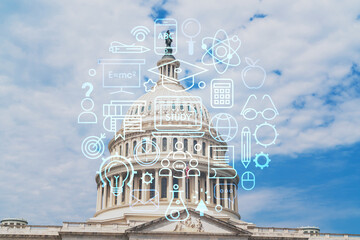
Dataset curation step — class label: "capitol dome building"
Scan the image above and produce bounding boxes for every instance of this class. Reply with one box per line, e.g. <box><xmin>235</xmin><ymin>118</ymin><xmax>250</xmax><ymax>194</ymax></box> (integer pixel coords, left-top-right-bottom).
<box><xmin>1</xmin><ymin>51</ymin><xmax>359</xmax><ymax>240</ymax></box>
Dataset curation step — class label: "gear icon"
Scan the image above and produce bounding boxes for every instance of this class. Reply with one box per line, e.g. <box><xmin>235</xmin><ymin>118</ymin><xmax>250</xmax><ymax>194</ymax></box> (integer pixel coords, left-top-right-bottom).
<box><xmin>253</xmin><ymin>122</ymin><xmax>278</xmax><ymax>148</ymax></box>
<box><xmin>141</xmin><ymin>172</ymin><xmax>154</xmax><ymax>185</ymax></box>
<box><xmin>253</xmin><ymin>152</ymin><xmax>271</xmax><ymax>169</ymax></box>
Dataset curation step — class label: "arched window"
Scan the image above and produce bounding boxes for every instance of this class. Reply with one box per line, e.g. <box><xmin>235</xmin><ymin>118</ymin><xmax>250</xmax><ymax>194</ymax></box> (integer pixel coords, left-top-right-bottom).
<box><xmin>162</xmin><ymin>138</ymin><xmax>167</xmax><ymax>151</ymax></box>
<box><xmin>173</xmin><ymin>138</ymin><xmax>178</xmax><ymax>151</ymax></box>
<box><xmin>161</xmin><ymin>178</ymin><xmax>167</xmax><ymax>198</ymax></box>
<box><xmin>142</xmin><ymin>139</ymin><xmax>146</xmax><ymax>153</ymax></box>
<box><xmin>202</xmin><ymin>142</ymin><xmax>206</xmax><ymax>156</ymax></box>
<box><xmin>172</xmin><ymin>103</ymin><xmax>176</xmax><ymax>110</ymax></box>
<box><xmin>133</xmin><ymin>141</ymin><xmax>137</xmax><ymax>155</ymax></box>
<box><xmin>141</xmin><ymin>106</ymin><xmax>144</xmax><ymax>112</ymax></box>
<box><xmin>173</xmin><ymin>178</ymin><xmax>179</xmax><ymax>198</ymax></box>
<box><xmin>184</xmin><ymin>139</ymin><xmax>188</xmax><ymax>152</ymax></box>
<box><xmin>193</xmin><ymin>140</ymin><xmax>197</xmax><ymax>154</ymax></box>
<box><xmin>180</xmin><ymin>104</ymin><xmax>184</xmax><ymax>110</ymax></box>
<box><xmin>125</xmin><ymin>143</ymin><xmax>129</xmax><ymax>157</ymax></box>
<box><xmin>152</xmin><ymin>138</ymin><xmax>156</xmax><ymax>152</ymax></box>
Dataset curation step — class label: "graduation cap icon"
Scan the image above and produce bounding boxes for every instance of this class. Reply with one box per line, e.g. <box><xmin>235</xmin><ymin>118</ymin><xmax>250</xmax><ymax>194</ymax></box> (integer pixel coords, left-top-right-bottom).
<box><xmin>148</xmin><ymin>59</ymin><xmax>208</xmax><ymax>92</ymax></box>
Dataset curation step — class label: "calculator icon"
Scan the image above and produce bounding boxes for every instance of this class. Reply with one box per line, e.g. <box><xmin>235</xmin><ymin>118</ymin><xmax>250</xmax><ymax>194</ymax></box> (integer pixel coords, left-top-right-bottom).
<box><xmin>211</xmin><ymin>79</ymin><xmax>234</xmax><ymax>108</ymax></box>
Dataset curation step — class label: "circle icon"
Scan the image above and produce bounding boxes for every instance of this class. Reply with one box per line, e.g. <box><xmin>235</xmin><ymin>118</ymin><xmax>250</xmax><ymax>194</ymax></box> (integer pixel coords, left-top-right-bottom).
<box><xmin>134</xmin><ymin>140</ymin><xmax>160</xmax><ymax>166</ymax></box>
<box><xmin>88</xmin><ymin>69</ymin><xmax>96</xmax><ymax>76</ymax></box>
<box><xmin>182</xmin><ymin>18</ymin><xmax>201</xmax><ymax>55</ymax></box>
<box><xmin>215</xmin><ymin>204</ymin><xmax>223</xmax><ymax>213</ymax></box>
<box><xmin>198</xmin><ymin>81</ymin><xmax>206</xmax><ymax>89</ymax></box>
<box><xmin>209</xmin><ymin>113</ymin><xmax>238</xmax><ymax>142</ymax></box>
<box><xmin>81</xmin><ymin>134</ymin><xmax>105</xmax><ymax>159</ymax></box>
<box><xmin>81</xmin><ymin>98</ymin><xmax>94</xmax><ymax>112</ymax></box>
<box><xmin>253</xmin><ymin>122</ymin><xmax>278</xmax><ymax>148</ymax></box>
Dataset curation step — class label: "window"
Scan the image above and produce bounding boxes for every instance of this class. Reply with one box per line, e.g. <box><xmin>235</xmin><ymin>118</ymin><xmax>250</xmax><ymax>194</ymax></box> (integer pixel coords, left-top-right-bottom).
<box><xmin>180</xmin><ymin>104</ymin><xmax>184</xmax><ymax>110</ymax></box>
<box><xmin>198</xmin><ymin>180</ymin><xmax>201</xmax><ymax>199</ymax></box>
<box><xmin>139</xmin><ymin>179</ymin><xmax>142</xmax><ymax>199</ymax></box>
<box><xmin>115</xmin><ymin>195</ymin><xmax>117</xmax><ymax>205</ymax></box>
<box><xmin>162</xmin><ymin>138</ymin><xmax>167</xmax><ymax>151</ymax></box>
<box><xmin>172</xmin><ymin>103</ymin><xmax>176</xmax><ymax>110</ymax></box>
<box><xmin>202</xmin><ymin>142</ymin><xmax>206</xmax><ymax>156</ymax></box>
<box><xmin>122</xmin><ymin>178</ymin><xmax>125</xmax><ymax>202</ymax></box>
<box><xmin>184</xmin><ymin>139</ymin><xmax>188</xmax><ymax>151</ymax></box>
<box><xmin>173</xmin><ymin>138</ymin><xmax>178</xmax><ymax>151</ymax></box>
<box><xmin>150</xmin><ymin>178</ymin><xmax>155</xmax><ymax>198</ymax></box>
<box><xmin>210</xmin><ymin>146</ymin><xmax>213</xmax><ymax>158</ymax></box>
<box><xmin>213</xmin><ymin>182</ymin><xmax>216</xmax><ymax>204</ymax></box>
<box><xmin>142</xmin><ymin>139</ymin><xmax>146</xmax><ymax>153</ymax></box>
<box><xmin>135</xmin><ymin>108</ymin><xmax>138</xmax><ymax>114</ymax></box>
<box><xmin>125</xmin><ymin>143</ymin><xmax>129</xmax><ymax>157</ymax></box>
<box><xmin>120</xmin><ymin>145</ymin><xmax>122</xmax><ymax>155</ymax></box>
<box><xmin>161</xmin><ymin>178</ymin><xmax>167</xmax><ymax>198</ymax></box>
<box><xmin>141</xmin><ymin>106</ymin><xmax>144</xmax><ymax>112</ymax></box>
<box><xmin>152</xmin><ymin>138</ymin><xmax>156</xmax><ymax>152</ymax></box>
<box><xmin>173</xmin><ymin>178</ymin><xmax>179</xmax><ymax>198</ymax></box>
<box><xmin>133</xmin><ymin>141</ymin><xmax>137</xmax><ymax>154</ymax></box>
<box><xmin>148</xmin><ymin>103</ymin><xmax>151</xmax><ymax>111</ymax></box>
<box><xmin>186</xmin><ymin>179</ymin><xmax>190</xmax><ymax>199</ymax></box>
<box><xmin>193</xmin><ymin>140</ymin><xmax>197</xmax><ymax>154</ymax></box>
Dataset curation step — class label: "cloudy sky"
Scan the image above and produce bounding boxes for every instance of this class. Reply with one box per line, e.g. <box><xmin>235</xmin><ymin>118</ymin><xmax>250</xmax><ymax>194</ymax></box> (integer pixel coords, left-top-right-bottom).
<box><xmin>0</xmin><ymin>0</ymin><xmax>359</xmax><ymax>234</ymax></box>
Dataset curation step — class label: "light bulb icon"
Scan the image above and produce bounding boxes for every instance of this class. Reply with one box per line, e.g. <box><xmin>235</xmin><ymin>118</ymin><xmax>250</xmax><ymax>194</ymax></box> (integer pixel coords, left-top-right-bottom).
<box><xmin>99</xmin><ymin>153</ymin><xmax>135</xmax><ymax>197</ymax></box>
<box><xmin>104</xmin><ymin>160</ymin><xmax>129</xmax><ymax>196</ymax></box>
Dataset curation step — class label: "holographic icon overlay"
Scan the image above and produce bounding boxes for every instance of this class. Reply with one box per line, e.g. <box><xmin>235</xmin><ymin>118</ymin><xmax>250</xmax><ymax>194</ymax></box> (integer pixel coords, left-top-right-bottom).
<box><xmin>214</xmin><ymin>183</ymin><xmax>237</xmax><ymax>207</ymax></box>
<box><xmin>152</xmin><ymin>96</ymin><xmax>205</xmax><ymax>137</ymax></box>
<box><xmin>211</xmin><ymin>79</ymin><xmax>234</xmax><ymax>108</ymax></box>
<box><xmin>130</xmin><ymin>189</ymin><xmax>159</xmax><ymax>212</ymax></box>
<box><xmin>241</xmin><ymin>94</ymin><xmax>279</xmax><ymax>121</ymax></box>
<box><xmin>241</xmin><ymin>127</ymin><xmax>251</xmax><ymax>169</ymax></box>
<box><xmin>98</xmin><ymin>59</ymin><xmax>145</xmax><ymax>95</ymax></box>
<box><xmin>165</xmin><ymin>184</ymin><xmax>189</xmax><ymax>221</ymax></box>
<box><xmin>133</xmin><ymin>138</ymin><xmax>160</xmax><ymax>166</ymax></box>
<box><xmin>209</xmin><ymin>113</ymin><xmax>238</xmax><ymax>142</ymax></box>
<box><xmin>195</xmin><ymin>199</ymin><xmax>208</xmax><ymax>216</ymax></box>
<box><xmin>143</xmin><ymin>79</ymin><xmax>157</xmax><ymax>92</ymax></box>
<box><xmin>99</xmin><ymin>153</ymin><xmax>136</xmax><ymax>196</ymax></box>
<box><xmin>78</xmin><ymin>82</ymin><xmax>97</xmax><ymax>124</ymax></box>
<box><xmin>81</xmin><ymin>133</ymin><xmax>105</xmax><ymax>159</ymax></box>
<box><xmin>201</xmin><ymin>29</ymin><xmax>241</xmax><ymax>74</ymax></box>
<box><xmin>103</xmin><ymin>100</ymin><xmax>146</xmax><ymax>140</ymax></box>
<box><xmin>241</xmin><ymin>57</ymin><xmax>266</xmax><ymax>89</ymax></box>
<box><xmin>208</xmin><ymin>145</ymin><xmax>237</xmax><ymax>179</ymax></box>
<box><xmin>154</xmin><ymin>18</ymin><xmax>177</xmax><ymax>55</ymax></box>
<box><xmin>254</xmin><ymin>152</ymin><xmax>271</xmax><ymax>169</ymax></box>
<box><xmin>253</xmin><ymin>122</ymin><xmax>278</xmax><ymax>148</ymax></box>
<box><xmin>181</xmin><ymin>18</ymin><xmax>201</xmax><ymax>55</ymax></box>
<box><xmin>109</xmin><ymin>41</ymin><xmax>150</xmax><ymax>54</ymax></box>
<box><xmin>131</xmin><ymin>26</ymin><xmax>150</xmax><ymax>42</ymax></box>
<box><xmin>241</xmin><ymin>171</ymin><xmax>255</xmax><ymax>191</ymax></box>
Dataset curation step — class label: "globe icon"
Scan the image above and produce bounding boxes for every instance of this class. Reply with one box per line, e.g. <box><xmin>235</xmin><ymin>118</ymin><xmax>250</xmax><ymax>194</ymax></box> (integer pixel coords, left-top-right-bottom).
<box><xmin>209</xmin><ymin>113</ymin><xmax>238</xmax><ymax>142</ymax></box>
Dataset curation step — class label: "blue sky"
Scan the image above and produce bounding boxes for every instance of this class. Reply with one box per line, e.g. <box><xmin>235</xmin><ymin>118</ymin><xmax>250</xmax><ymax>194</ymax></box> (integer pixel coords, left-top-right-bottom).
<box><xmin>0</xmin><ymin>0</ymin><xmax>359</xmax><ymax>235</ymax></box>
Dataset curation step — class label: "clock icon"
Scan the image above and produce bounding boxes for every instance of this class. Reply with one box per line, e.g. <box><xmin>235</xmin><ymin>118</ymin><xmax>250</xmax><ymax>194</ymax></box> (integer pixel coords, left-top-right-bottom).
<box><xmin>133</xmin><ymin>139</ymin><xmax>160</xmax><ymax>166</ymax></box>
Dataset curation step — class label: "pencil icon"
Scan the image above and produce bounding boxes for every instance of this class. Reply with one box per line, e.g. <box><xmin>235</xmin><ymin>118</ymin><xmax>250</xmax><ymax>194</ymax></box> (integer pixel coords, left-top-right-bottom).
<box><xmin>241</xmin><ymin>127</ymin><xmax>251</xmax><ymax>168</ymax></box>
<box><xmin>109</xmin><ymin>41</ymin><xmax>150</xmax><ymax>54</ymax></box>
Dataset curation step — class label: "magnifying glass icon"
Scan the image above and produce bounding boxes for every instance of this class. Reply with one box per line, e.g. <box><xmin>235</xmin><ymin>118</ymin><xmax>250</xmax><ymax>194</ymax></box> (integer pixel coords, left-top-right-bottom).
<box><xmin>181</xmin><ymin>18</ymin><xmax>201</xmax><ymax>55</ymax></box>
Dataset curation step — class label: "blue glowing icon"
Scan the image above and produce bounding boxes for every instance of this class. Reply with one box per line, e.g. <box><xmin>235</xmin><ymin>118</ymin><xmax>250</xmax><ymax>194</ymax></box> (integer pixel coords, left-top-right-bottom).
<box><xmin>81</xmin><ymin>133</ymin><xmax>105</xmax><ymax>159</ymax></box>
<box><xmin>214</xmin><ymin>183</ymin><xmax>237</xmax><ymax>207</ymax></box>
<box><xmin>109</xmin><ymin>41</ymin><xmax>150</xmax><ymax>54</ymax></box>
<box><xmin>131</xmin><ymin>26</ymin><xmax>150</xmax><ymax>42</ymax></box>
<box><xmin>241</xmin><ymin>171</ymin><xmax>255</xmax><ymax>191</ymax></box>
<box><xmin>253</xmin><ymin>122</ymin><xmax>278</xmax><ymax>148</ymax></box>
<box><xmin>78</xmin><ymin>82</ymin><xmax>97</xmax><ymax>124</ymax></box>
<box><xmin>130</xmin><ymin>189</ymin><xmax>159</xmax><ymax>212</ymax></box>
<box><xmin>241</xmin><ymin>127</ymin><xmax>251</xmax><ymax>169</ymax></box>
<box><xmin>99</xmin><ymin>153</ymin><xmax>136</xmax><ymax>196</ymax></box>
<box><xmin>208</xmin><ymin>145</ymin><xmax>237</xmax><ymax>179</ymax></box>
<box><xmin>181</xmin><ymin>18</ymin><xmax>201</xmax><ymax>55</ymax></box>
<box><xmin>154</xmin><ymin>18</ymin><xmax>177</xmax><ymax>55</ymax></box>
<box><xmin>241</xmin><ymin>94</ymin><xmax>279</xmax><ymax>121</ymax></box>
<box><xmin>195</xmin><ymin>199</ymin><xmax>208</xmax><ymax>216</ymax></box>
<box><xmin>254</xmin><ymin>152</ymin><xmax>271</xmax><ymax>169</ymax></box>
<box><xmin>152</xmin><ymin>96</ymin><xmax>205</xmax><ymax>137</ymax></box>
<box><xmin>201</xmin><ymin>29</ymin><xmax>241</xmax><ymax>74</ymax></box>
<box><xmin>209</xmin><ymin>113</ymin><xmax>238</xmax><ymax>142</ymax></box>
<box><xmin>211</xmin><ymin>79</ymin><xmax>234</xmax><ymax>108</ymax></box>
<box><xmin>165</xmin><ymin>184</ymin><xmax>189</xmax><ymax>221</ymax></box>
<box><xmin>133</xmin><ymin>138</ymin><xmax>160</xmax><ymax>167</ymax></box>
<box><xmin>98</xmin><ymin>59</ymin><xmax>145</xmax><ymax>95</ymax></box>
<box><xmin>143</xmin><ymin>79</ymin><xmax>157</xmax><ymax>93</ymax></box>
<box><xmin>241</xmin><ymin>57</ymin><xmax>266</xmax><ymax>89</ymax></box>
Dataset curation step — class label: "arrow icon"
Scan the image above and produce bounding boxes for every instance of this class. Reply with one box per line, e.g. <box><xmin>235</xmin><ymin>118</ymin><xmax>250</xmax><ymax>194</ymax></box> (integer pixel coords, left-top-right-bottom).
<box><xmin>195</xmin><ymin>199</ymin><xmax>208</xmax><ymax>216</ymax></box>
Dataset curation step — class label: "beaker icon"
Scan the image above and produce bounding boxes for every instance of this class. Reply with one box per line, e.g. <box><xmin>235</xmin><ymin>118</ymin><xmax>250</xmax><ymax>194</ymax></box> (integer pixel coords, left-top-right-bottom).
<box><xmin>165</xmin><ymin>184</ymin><xmax>189</xmax><ymax>221</ymax></box>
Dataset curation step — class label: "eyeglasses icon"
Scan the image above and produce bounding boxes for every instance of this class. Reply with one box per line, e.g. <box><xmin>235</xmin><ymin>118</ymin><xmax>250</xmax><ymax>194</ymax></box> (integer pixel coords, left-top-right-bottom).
<box><xmin>241</xmin><ymin>94</ymin><xmax>278</xmax><ymax>121</ymax></box>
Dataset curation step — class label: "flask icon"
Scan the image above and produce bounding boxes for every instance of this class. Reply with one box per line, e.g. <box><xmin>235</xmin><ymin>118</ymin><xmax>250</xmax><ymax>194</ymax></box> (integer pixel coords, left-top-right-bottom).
<box><xmin>165</xmin><ymin>184</ymin><xmax>189</xmax><ymax>221</ymax></box>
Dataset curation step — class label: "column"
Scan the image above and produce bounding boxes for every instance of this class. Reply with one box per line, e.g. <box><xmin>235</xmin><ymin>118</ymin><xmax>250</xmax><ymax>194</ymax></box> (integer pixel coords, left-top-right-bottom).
<box><xmin>96</xmin><ymin>183</ymin><xmax>101</xmax><ymax>211</ymax></box>
<box><xmin>103</xmin><ymin>183</ymin><xmax>108</xmax><ymax>208</ymax></box>
<box><xmin>206</xmin><ymin>173</ymin><xmax>210</xmax><ymax>204</ymax></box>
<box><xmin>224</xmin><ymin>179</ymin><xmax>229</xmax><ymax>208</ymax></box>
<box><xmin>194</xmin><ymin>174</ymin><xmax>199</xmax><ymax>203</ymax></box>
<box><xmin>182</xmin><ymin>171</ymin><xmax>186</xmax><ymax>201</ymax></box>
<box><xmin>155</xmin><ymin>169</ymin><xmax>159</xmax><ymax>195</ymax></box>
<box><xmin>141</xmin><ymin>171</ymin><xmax>146</xmax><ymax>200</ymax></box>
<box><xmin>168</xmin><ymin>171</ymin><xmax>173</xmax><ymax>201</ymax></box>
<box><xmin>118</xmin><ymin>174</ymin><xmax>123</xmax><ymax>206</ymax></box>
<box><xmin>216</xmin><ymin>178</ymin><xmax>220</xmax><ymax>206</ymax></box>
<box><xmin>230</xmin><ymin>181</ymin><xmax>234</xmax><ymax>210</ymax></box>
<box><xmin>109</xmin><ymin>177</ymin><xmax>114</xmax><ymax>207</ymax></box>
<box><xmin>234</xmin><ymin>185</ymin><xmax>238</xmax><ymax>212</ymax></box>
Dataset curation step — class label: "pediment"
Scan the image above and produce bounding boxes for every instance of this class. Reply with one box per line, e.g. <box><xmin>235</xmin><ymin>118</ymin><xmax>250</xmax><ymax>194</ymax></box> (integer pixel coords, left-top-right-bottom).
<box><xmin>126</xmin><ymin>208</ymin><xmax>251</xmax><ymax>235</ymax></box>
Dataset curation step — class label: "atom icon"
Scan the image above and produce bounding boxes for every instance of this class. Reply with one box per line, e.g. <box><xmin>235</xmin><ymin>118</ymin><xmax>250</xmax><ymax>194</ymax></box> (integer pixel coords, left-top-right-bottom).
<box><xmin>201</xmin><ymin>29</ymin><xmax>241</xmax><ymax>74</ymax></box>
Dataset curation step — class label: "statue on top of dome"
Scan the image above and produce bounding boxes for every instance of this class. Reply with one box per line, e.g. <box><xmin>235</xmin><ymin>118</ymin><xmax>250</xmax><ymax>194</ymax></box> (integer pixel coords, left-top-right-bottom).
<box><xmin>165</xmin><ymin>30</ymin><xmax>173</xmax><ymax>55</ymax></box>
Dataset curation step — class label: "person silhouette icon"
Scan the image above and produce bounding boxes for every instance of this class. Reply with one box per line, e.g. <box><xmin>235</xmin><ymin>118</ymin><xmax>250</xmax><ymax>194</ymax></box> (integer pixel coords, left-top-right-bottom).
<box><xmin>188</xmin><ymin>158</ymin><xmax>200</xmax><ymax>177</ymax></box>
<box><xmin>78</xmin><ymin>98</ymin><xmax>97</xmax><ymax>124</ymax></box>
<box><xmin>159</xmin><ymin>159</ymin><xmax>172</xmax><ymax>177</ymax></box>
